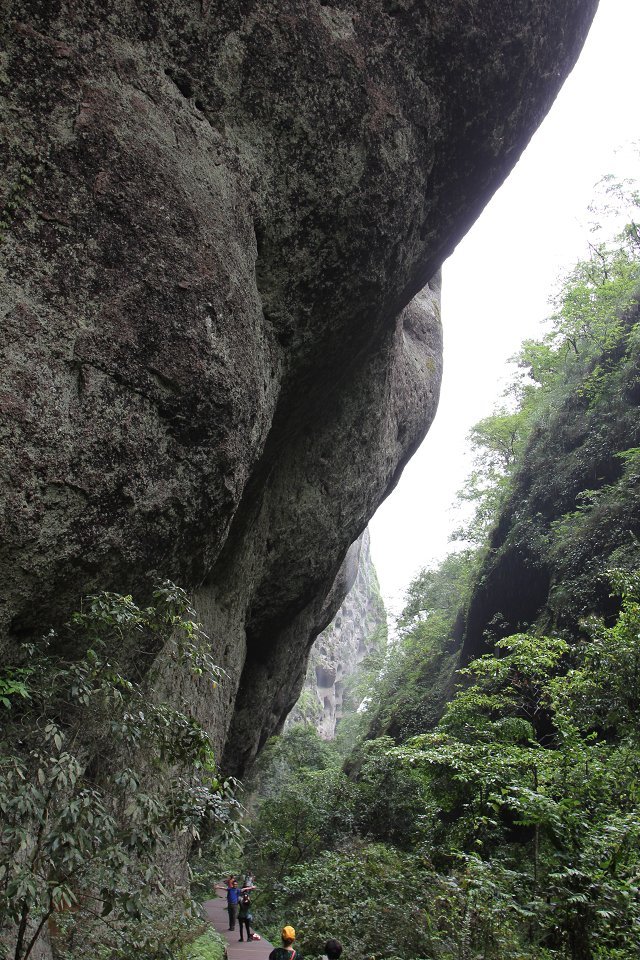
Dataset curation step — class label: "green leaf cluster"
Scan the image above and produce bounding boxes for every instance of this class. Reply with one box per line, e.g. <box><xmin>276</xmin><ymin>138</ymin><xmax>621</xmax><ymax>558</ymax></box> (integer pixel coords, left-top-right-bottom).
<box><xmin>0</xmin><ymin>585</ymin><xmax>239</xmax><ymax>960</ymax></box>
<box><xmin>182</xmin><ymin>928</ymin><xmax>227</xmax><ymax>960</ymax></box>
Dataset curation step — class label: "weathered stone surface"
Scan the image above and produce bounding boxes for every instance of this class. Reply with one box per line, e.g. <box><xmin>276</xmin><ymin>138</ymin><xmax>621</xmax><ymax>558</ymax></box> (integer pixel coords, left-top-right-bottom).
<box><xmin>287</xmin><ymin>527</ymin><xmax>386</xmax><ymax>739</ymax></box>
<box><xmin>1</xmin><ymin>0</ymin><xmax>597</xmax><ymax>776</ymax></box>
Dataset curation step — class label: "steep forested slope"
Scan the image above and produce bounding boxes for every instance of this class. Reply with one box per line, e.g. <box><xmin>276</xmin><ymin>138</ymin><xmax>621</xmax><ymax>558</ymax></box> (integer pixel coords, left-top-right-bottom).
<box><xmin>371</xmin><ymin>176</ymin><xmax>640</xmax><ymax>738</ymax></box>
<box><xmin>462</xmin><ymin>294</ymin><xmax>640</xmax><ymax>661</ymax></box>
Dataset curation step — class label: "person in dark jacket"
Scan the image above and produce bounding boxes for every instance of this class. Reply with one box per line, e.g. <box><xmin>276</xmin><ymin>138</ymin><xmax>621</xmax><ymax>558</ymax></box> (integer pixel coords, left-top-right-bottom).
<box><xmin>238</xmin><ymin>891</ymin><xmax>255</xmax><ymax>942</ymax></box>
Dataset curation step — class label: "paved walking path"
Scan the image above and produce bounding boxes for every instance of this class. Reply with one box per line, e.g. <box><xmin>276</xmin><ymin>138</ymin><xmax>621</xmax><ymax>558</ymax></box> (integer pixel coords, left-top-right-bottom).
<box><xmin>202</xmin><ymin>893</ymin><xmax>273</xmax><ymax>960</ymax></box>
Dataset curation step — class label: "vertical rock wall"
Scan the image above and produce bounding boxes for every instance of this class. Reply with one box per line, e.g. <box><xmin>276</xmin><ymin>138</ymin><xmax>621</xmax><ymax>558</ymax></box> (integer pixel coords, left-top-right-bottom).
<box><xmin>287</xmin><ymin>528</ymin><xmax>386</xmax><ymax>738</ymax></box>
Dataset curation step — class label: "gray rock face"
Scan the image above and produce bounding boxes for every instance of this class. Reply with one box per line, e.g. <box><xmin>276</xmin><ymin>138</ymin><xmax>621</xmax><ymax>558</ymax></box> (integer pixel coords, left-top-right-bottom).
<box><xmin>287</xmin><ymin>528</ymin><xmax>386</xmax><ymax>738</ymax></box>
<box><xmin>1</xmin><ymin>1</ymin><xmax>597</xmax><ymax>775</ymax></box>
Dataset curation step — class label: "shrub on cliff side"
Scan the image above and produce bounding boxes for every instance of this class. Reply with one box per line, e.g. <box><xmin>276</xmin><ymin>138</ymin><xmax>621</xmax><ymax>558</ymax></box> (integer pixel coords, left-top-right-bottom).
<box><xmin>0</xmin><ymin>584</ymin><xmax>238</xmax><ymax>960</ymax></box>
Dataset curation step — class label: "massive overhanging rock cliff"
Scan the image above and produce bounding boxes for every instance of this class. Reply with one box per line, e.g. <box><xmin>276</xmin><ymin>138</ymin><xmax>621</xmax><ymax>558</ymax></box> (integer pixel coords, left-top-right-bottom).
<box><xmin>1</xmin><ymin>1</ymin><xmax>598</xmax><ymax>775</ymax></box>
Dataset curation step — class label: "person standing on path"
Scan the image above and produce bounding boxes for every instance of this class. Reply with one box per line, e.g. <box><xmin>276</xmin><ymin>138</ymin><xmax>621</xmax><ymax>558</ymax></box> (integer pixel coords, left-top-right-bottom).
<box><xmin>238</xmin><ymin>891</ymin><xmax>255</xmax><ymax>942</ymax></box>
<box><xmin>215</xmin><ymin>877</ymin><xmax>241</xmax><ymax>931</ymax></box>
<box><xmin>269</xmin><ymin>925</ymin><xmax>301</xmax><ymax>960</ymax></box>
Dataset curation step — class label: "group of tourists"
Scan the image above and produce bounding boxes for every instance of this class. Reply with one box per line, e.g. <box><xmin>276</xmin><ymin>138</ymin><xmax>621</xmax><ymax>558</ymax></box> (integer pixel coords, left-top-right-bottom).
<box><xmin>216</xmin><ymin>872</ymin><xmax>258</xmax><ymax>942</ymax></box>
<box><xmin>216</xmin><ymin>872</ymin><xmax>343</xmax><ymax>959</ymax></box>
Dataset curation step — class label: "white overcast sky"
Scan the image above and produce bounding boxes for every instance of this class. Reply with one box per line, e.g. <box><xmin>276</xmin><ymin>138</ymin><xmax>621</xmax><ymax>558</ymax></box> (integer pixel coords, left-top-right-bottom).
<box><xmin>369</xmin><ymin>0</ymin><xmax>640</xmax><ymax>617</ymax></box>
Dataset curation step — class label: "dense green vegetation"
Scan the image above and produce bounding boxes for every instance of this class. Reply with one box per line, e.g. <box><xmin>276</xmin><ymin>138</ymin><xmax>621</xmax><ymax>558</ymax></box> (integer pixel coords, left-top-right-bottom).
<box><xmin>230</xmin><ymin>573</ymin><xmax>640</xmax><ymax>960</ymax></box>
<box><xmin>215</xmin><ymin>172</ymin><xmax>640</xmax><ymax>960</ymax></box>
<box><xmin>0</xmin><ymin>585</ymin><xmax>239</xmax><ymax>960</ymax></box>
<box><xmin>183</xmin><ymin>930</ymin><xmax>226</xmax><ymax>960</ymax></box>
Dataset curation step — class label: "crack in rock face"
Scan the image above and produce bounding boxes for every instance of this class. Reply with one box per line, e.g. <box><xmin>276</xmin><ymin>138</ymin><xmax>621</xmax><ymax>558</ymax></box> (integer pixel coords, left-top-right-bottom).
<box><xmin>1</xmin><ymin>1</ymin><xmax>597</xmax><ymax>774</ymax></box>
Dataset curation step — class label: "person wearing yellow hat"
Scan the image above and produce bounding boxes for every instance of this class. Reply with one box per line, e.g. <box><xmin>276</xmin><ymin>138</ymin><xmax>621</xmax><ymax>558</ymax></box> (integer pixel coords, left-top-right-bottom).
<box><xmin>268</xmin><ymin>925</ymin><xmax>302</xmax><ymax>960</ymax></box>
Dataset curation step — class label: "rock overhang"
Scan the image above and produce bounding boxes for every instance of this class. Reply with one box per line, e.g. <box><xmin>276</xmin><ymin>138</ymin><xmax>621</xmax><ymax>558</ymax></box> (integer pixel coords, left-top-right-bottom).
<box><xmin>0</xmin><ymin>0</ymin><xmax>599</xmax><ymax>773</ymax></box>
